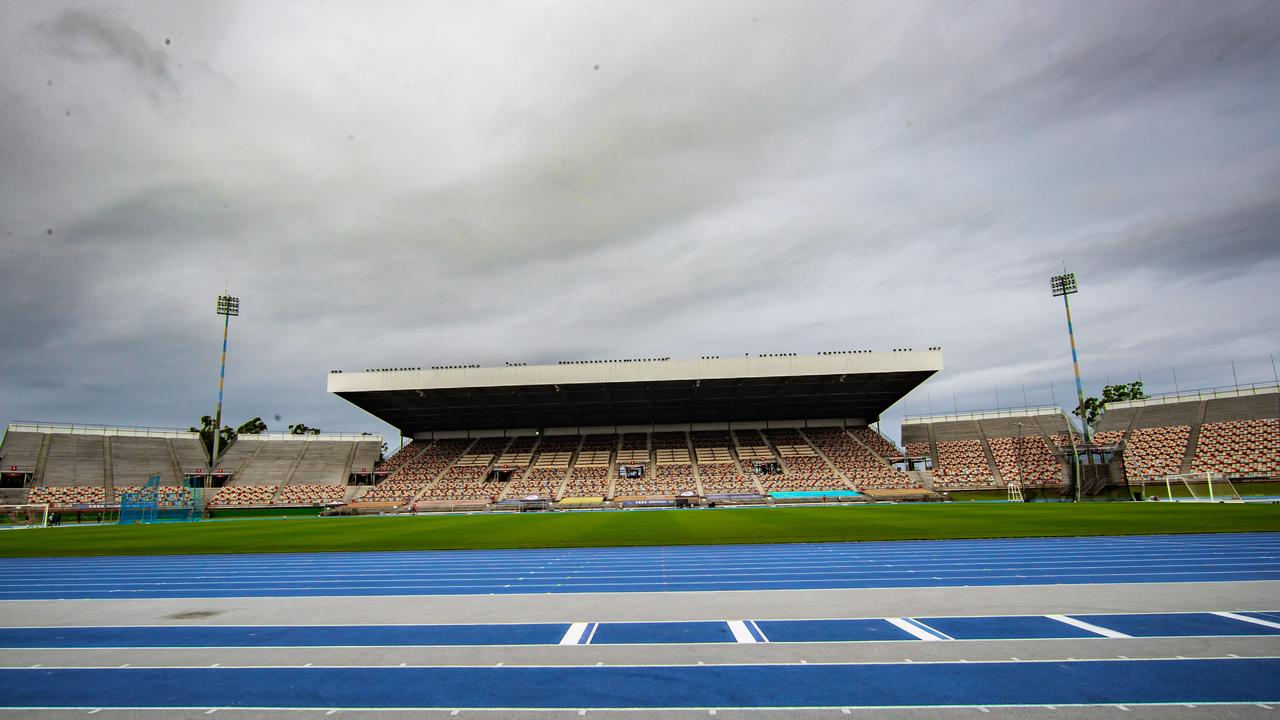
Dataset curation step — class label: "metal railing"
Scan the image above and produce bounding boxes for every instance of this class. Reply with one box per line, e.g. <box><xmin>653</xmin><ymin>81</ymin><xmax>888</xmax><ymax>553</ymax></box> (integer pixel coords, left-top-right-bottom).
<box><xmin>8</xmin><ymin>422</ymin><xmax>199</xmax><ymax>439</ymax></box>
<box><xmin>1106</xmin><ymin>382</ymin><xmax>1279</xmax><ymax>410</ymax></box>
<box><xmin>902</xmin><ymin>405</ymin><xmax>1068</xmax><ymax>425</ymax></box>
<box><xmin>7</xmin><ymin>422</ymin><xmax>380</xmax><ymax>443</ymax></box>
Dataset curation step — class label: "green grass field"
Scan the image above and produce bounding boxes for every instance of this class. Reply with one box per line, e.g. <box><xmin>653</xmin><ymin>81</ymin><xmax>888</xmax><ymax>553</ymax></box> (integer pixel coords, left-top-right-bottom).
<box><xmin>1</xmin><ymin>502</ymin><xmax>1277</xmax><ymax>558</ymax></box>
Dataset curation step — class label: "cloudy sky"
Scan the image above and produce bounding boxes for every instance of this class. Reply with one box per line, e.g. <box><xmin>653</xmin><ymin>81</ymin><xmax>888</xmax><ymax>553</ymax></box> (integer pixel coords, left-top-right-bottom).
<box><xmin>2</xmin><ymin>0</ymin><xmax>1278</xmax><ymax>445</ymax></box>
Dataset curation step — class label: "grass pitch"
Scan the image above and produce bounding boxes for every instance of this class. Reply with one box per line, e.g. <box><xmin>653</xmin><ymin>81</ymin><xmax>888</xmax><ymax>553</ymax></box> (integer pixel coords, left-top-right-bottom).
<box><xmin>1</xmin><ymin>502</ymin><xmax>1276</xmax><ymax>558</ymax></box>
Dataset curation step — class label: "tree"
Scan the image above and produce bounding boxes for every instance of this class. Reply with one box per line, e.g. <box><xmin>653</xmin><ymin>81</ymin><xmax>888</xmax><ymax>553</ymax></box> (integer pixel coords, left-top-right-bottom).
<box><xmin>288</xmin><ymin>423</ymin><xmax>321</xmax><ymax>435</ymax></box>
<box><xmin>189</xmin><ymin>415</ymin><xmax>236</xmax><ymax>464</ymax></box>
<box><xmin>190</xmin><ymin>416</ymin><xmax>269</xmax><ymax>464</ymax></box>
<box><xmin>1073</xmin><ymin>381</ymin><xmax>1149</xmax><ymax>428</ymax></box>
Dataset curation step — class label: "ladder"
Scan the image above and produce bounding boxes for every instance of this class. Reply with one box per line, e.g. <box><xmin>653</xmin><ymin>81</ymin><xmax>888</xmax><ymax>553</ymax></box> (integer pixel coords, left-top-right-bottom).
<box><xmin>1007</xmin><ymin>479</ymin><xmax>1025</xmax><ymax>503</ymax></box>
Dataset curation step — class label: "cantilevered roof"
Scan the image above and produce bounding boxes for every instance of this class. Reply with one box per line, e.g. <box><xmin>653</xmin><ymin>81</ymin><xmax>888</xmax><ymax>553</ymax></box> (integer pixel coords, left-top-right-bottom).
<box><xmin>327</xmin><ymin>350</ymin><xmax>942</xmax><ymax>434</ymax></box>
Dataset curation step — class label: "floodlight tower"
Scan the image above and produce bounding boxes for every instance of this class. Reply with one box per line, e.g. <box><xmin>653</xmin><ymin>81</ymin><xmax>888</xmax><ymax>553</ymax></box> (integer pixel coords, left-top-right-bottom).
<box><xmin>207</xmin><ymin>294</ymin><xmax>240</xmax><ymax>503</ymax></box>
<box><xmin>1050</xmin><ymin>272</ymin><xmax>1090</xmax><ymax>444</ymax></box>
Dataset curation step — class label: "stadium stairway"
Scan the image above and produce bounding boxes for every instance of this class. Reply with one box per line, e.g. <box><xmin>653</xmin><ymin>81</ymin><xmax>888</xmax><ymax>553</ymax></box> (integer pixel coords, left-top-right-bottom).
<box><xmin>102</xmin><ymin>436</ymin><xmax>115</xmax><ymax>503</ymax></box>
<box><xmin>32</xmin><ymin>433</ymin><xmax>51</xmax><ymax>487</ymax></box>
<box><xmin>408</xmin><ymin>437</ymin><xmax>480</xmax><ymax>504</ymax></box>
<box><xmin>164</xmin><ymin>439</ymin><xmax>184</xmax><ymax>484</ymax></box>
<box><xmin>1180</xmin><ymin>401</ymin><xmax>1209</xmax><ymax>473</ymax></box>
<box><xmin>796</xmin><ymin>428</ymin><xmax>853</xmax><ymax>486</ymax></box>
<box><xmin>844</xmin><ymin>427</ymin><xmax>907</xmax><ymax>480</ymax></box>
<box><xmin>973</xmin><ymin>424</ymin><xmax>1004</xmax><ymax>485</ymax></box>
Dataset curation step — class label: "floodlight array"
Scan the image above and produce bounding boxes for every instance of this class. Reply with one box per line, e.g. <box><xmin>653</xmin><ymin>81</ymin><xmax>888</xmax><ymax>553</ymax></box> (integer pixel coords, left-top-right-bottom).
<box><xmin>216</xmin><ymin>295</ymin><xmax>240</xmax><ymax>316</ymax></box>
<box><xmin>1050</xmin><ymin>273</ymin><xmax>1077</xmax><ymax>297</ymax></box>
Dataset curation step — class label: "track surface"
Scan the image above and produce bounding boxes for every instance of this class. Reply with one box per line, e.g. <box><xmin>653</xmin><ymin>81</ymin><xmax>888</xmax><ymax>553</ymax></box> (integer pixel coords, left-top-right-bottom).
<box><xmin>2</xmin><ymin>532</ymin><xmax>1277</xmax><ymax>599</ymax></box>
<box><xmin>3</xmin><ymin>610</ymin><xmax>1278</xmax><ymax>647</ymax></box>
<box><xmin>3</xmin><ymin>532</ymin><xmax>1279</xmax><ymax>717</ymax></box>
<box><xmin>4</xmin><ymin>658</ymin><xmax>1279</xmax><ymax>709</ymax></box>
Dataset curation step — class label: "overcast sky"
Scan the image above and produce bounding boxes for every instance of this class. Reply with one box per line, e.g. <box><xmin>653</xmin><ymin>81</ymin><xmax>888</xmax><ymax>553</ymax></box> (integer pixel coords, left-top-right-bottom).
<box><xmin>2</xmin><ymin>0</ymin><xmax>1278</xmax><ymax>446</ymax></box>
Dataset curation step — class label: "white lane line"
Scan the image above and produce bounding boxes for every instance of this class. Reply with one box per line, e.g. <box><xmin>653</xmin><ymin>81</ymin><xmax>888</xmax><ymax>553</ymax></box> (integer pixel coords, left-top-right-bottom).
<box><xmin>886</xmin><ymin>617</ymin><xmax>944</xmax><ymax>642</ymax></box>
<box><xmin>903</xmin><ymin>617</ymin><xmax>953</xmax><ymax>640</ymax></box>
<box><xmin>1214</xmin><ymin>611</ymin><xmax>1280</xmax><ymax>631</ymax></box>
<box><xmin>727</xmin><ymin>621</ymin><xmax>756</xmax><ymax>644</ymax></box>
<box><xmin>584</xmin><ymin>622</ymin><xmax>600</xmax><ymax>645</ymax></box>
<box><xmin>1046</xmin><ymin>614</ymin><xmax>1131</xmax><ymax>639</ymax></box>
<box><xmin>559</xmin><ymin>622</ymin><xmax>588</xmax><ymax>646</ymax></box>
<box><xmin>748</xmin><ymin>620</ymin><xmax>770</xmax><ymax>643</ymax></box>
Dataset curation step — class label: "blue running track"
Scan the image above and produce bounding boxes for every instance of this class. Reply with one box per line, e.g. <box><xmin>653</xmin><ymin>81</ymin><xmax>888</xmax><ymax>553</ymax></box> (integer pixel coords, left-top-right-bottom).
<box><xmin>1</xmin><ymin>659</ymin><xmax>1278</xmax><ymax>709</ymax></box>
<box><xmin>1</xmin><ymin>532</ymin><xmax>1276</xmax><ymax>599</ymax></box>
<box><xmin>2</xmin><ymin>611</ymin><xmax>1276</xmax><ymax>648</ymax></box>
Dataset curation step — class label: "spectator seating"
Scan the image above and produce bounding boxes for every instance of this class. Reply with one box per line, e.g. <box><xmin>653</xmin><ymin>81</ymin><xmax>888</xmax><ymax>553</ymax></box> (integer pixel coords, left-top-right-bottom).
<box><xmin>503</xmin><ymin>467</ymin><xmax>566</xmax><ymax>498</ymax></box>
<box><xmin>804</xmin><ymin>428</ymin><xmax>912</xmax><ymax>489</ymax></box>
<box><xmin>115</xmin><ymin>486</ymin><xmax>192</xmax><ymax>504</ymax></box>
<box><xmin>1089</xmin><ymin>431</ymin><xmax>1123</xmax><ymax>447</ymax></box>
<box><xmin>425</xmin><ymin>466</ymin><xmax>499</xmax><ymax>501</ymax></box>
<box><xmin>211</xmin><ymin>485</ymin><xmax>277</xmax><ymax>506</ymax></box>
<box><xmin>987</xmin><ymin>435</ymin><xmax>1064</xmax><ymax>486</ymax></box>
<box><xmin>359</xmin><ymin>480</ymin><xmax>423</xmax><ymax>503</ymax></box>
<box><xmin>697</xmin><ymin>461</ymin><xmax>756</xmax><ymax>494</ymax></box>
<box><xmin>621</xmin><ymin>433</ymin><xmax>650</xmax><ymax>451</ymax></box>
<box><xmin>277</xmin><ymin>484</ymin><xmax>345</xmax><ymax>505</ymax></box>
<box><xmin>580</xmin><ymin>434</ymin><xmax>618</xmax><ymax>452</ymax></box>
<box><xmin>905</xmin><ymin>441</ymin><xmax>930</xmax><ymax>458</ymax></box>
<box><xmin>507</xmin><ymin>435</ymin><xmax>540</xmax><ymax>453</ymax></box>
<box><xmin>1192</xmin><ymin>419</ymin><xmax>1280</xmax><ymax>475</ymax></box>
<box><xmin>849</xmin><ymin>426</ymin><xmax>902</xmax><ymax>459</ymax></box>
<box><xmin>933</xmin><ymin>439</ymin><xmax>997</xmax><ymax>488</ymax></box>
<box><xmin>232</xmin><ymin>441</ymin><xmax>306</xmax><ymax>487</ymax></box>
<box><xmin>28</xmin><ymin>486</ymin><xmax>106</xmax><ymax>506</ymax></box>
<box><xmin>563</xmin><ymin>465</ymin><xmax>610</xmax><ymax>498</ymax></box>
<box><xmin>40</xmin><ymin>434</ymin><xmax>106</xmax><ymax>487</ymax></box>
<box><xmin>419</xmin><ymin>436</ymin><xmax>513</xmax><ymax>501</ymax></box>
<box><xmin>690</xmin><ymin>430</ymin><xmax>754</xmax><ymax>493</ymax></box>
<box><xmin>1123</xmin><ymin>425</ymin><xmax>1190</xmax><ymax>478</ymax></box>
<box><xmin>362</xmin><ymin>438</ymin><xmax>473</xmax><ymax>503</ymax></box>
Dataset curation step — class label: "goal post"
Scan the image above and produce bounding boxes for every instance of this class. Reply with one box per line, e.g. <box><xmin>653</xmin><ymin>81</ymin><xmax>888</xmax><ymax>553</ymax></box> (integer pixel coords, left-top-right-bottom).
<box><xmin>1141</xmin><ymin>472</ymin><xmax>1243</xmax><ymax>503</ymax></box>
<box><xmin>0</xmin><ymin>504</ymin><xmax>50</xmax><ymax>530</ymax></box>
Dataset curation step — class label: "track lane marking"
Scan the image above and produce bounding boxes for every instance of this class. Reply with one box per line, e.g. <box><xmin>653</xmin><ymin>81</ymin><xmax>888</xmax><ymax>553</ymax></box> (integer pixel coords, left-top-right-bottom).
<box><xmin>886</xmin><ymin>618</ymin><xmax>944</xmax><ymax>641</ymax></box>
<box><xmin>1047</xmin><ymin>615</ymin><xmax>1131</xmax><ymax>639</ymax></box>
<box><xmin>559</xmin><ymin>623</ymin><xmax>588</xmax><ymax>646</ymax></box>
<box><xmin>726</xmin><ymin>621</ymin><xmax>756</xmax><ymax>644</ymax></box>
<box><xmin>1215</xmin><ymin>612</ymin><xmax>1280</xmax><ymax>631</ymax></box>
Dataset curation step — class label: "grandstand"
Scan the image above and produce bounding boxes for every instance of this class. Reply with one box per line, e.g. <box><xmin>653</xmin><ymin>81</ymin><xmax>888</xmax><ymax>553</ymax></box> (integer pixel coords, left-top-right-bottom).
<box><xmin>901</xmin><ymin>407</ymin><xmax>1074</xmax><ymax>491</ymax></box>
<box><xmin>0</xmin><ymin>423</ymin><xmax>382</xmax><ymax>510</ymax></box>
<box><xmin>1094</xmin><ymin>383</ymin><xmax>1279</xmax><ymax>484</ymax></box>
<box><xmin>331</xmin><ymin>351</ymin><xmax>943</xmax><ymax>506</ymax></box>
<box><xmin>898</xmin><ymin>384</ymin><xmax>1279</xmax><ymax>496</ymax></box>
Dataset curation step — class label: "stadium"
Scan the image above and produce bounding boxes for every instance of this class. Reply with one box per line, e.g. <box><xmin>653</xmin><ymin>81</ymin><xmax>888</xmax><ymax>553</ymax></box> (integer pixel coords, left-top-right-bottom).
<box><xmin>0</xmin><ymin>346</ymin><xmax>1278</xmax><ymax>717</ymax></box>
<box><xmin>3</xmin><ymin>0</ymin><xmax>1279</xmax><ymax>716</ymax></box>
<box><xmin>5</xmin><ymin>349</ymin><xmax>1277</xmax><ymax>517</ymax></box>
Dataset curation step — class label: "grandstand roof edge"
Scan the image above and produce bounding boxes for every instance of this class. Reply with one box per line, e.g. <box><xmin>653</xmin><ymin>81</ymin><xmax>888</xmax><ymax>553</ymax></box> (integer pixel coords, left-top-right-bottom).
<box><xmin>326</xmin><ymin>350</ymin><xmax>944</xmax><ymax>394</ymax></box>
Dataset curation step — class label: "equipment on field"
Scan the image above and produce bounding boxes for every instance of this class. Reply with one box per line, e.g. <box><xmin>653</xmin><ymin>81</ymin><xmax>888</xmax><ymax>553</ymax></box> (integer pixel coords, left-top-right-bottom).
<box><xmin>0</xmin><ymin>504</ymin><xmax>49</xmax><ymax>529</ymax></box>
<box><xmin>1006</xmin><ymin>478</ymin><xmax>1025</xmax><ymax>503</ymax></box>
<box><xmin>119</xmin><ymin>474</ymin><xmax>200</xmax><ymax>524</ymax></box>
<box><xmin>1142</xmin><ymin>472</ymin><xmax>1243</xmax><ymax>503</ymax></box>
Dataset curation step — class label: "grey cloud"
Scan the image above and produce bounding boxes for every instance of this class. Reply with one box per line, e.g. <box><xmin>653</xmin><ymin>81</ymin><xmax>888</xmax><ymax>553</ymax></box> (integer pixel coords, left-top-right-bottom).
<box><xmin>0</xmin><ymin>0</ymin><xmax>1277</xmax><ymax>443</ymax></box>
<box><xmin>37</xmin><ymin>8</ymin><xmax>177</xmax><ymax>96</ymax></box>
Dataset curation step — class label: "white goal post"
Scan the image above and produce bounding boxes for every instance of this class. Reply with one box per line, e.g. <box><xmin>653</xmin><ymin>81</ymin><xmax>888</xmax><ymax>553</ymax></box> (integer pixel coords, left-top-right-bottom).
<box><xmin>0</xmin><ymin>504</ymin><xmax>50</xmax><ymax>529</ymax></box>
<box><xmin>1139</xmin><ymin>472</ymin><xmax>1244</xmax><ymax>503</ymax></box>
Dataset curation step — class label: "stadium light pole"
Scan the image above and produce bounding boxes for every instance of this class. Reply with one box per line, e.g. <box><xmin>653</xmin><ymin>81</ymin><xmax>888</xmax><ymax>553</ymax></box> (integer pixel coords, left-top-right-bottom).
<box><xmin>207</xmin><ymin>294</ymin><xmax>240</xmax><ymax>509</ymax></box>
<box><xmin>1050</xmin><ymin>272</ymin><xmax>1090</xmax><ymax>445</ymax></box>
